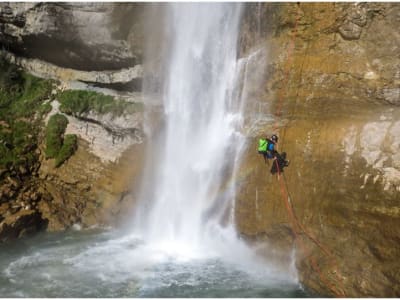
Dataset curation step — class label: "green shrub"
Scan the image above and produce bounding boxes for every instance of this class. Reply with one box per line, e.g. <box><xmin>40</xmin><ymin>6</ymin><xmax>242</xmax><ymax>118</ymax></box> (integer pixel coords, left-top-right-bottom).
<box><xmin>38</xmin><ymin>102</ymin><xmax>52</xmax><ymax>117</ymax></box>
<box><xmin>58</xmin><ymin>90</ymin><xmax>143</xmax><ymax>117</ymax></box>
<box><xmin>55</xmin><ymin>134</ymin><xmax>77</xmax><ymax>167</ymax></box>
<box><xmin>13</xmin><ymin>74</ymin><xmax>53</xmax><ymax>118</ymax></box>
<box><xmin>45</xmin><ymin>114</ymin><xmax>68</xmax><ymax>159</ymax></box>
<box><xmin>0</xmin><ymin>57</ymin><xmax>53</xmax><ymax>123</ymax></box>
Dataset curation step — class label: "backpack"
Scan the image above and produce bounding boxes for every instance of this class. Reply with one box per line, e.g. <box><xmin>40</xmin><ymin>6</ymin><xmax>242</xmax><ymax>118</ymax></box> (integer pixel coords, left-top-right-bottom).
<box><xmin>259</xmin><ymin>138</ymin><xmax>275</xmax><ymax>159</ymax></box>
<box><xmin>258</xmin><ymin>138</ymin><xmax>268</xmax><ymax>152</ymax></box>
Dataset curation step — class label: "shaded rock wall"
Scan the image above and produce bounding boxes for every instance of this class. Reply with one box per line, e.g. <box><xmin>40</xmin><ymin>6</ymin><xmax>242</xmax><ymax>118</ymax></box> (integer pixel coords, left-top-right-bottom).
<box><xmin>0</xmin><ymin>2</ymin><xmax>145</xmax><ymax>70</ymax></box>
<box><xmin>236</xmin><ymin>2</ymin><xmax>400</xmax><ymax>297</ymax></box>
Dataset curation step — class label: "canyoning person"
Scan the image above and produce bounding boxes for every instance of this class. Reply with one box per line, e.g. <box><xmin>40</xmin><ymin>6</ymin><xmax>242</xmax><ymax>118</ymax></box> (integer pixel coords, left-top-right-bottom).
<box><xmin>258</xmin><ymin>134</ymin><xmax>289</xmax><ymax>174</ymax></box>
<box><xmin>258</xmin><ymin>135</ymin><xmax>273</xmax><ymax>163</ymax></box>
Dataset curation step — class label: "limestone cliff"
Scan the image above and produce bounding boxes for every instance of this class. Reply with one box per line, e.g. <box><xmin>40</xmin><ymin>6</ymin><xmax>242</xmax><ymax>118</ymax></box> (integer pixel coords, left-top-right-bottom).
<box><xmin>0</xmin><ymin>63</ymin><xmax>147</xmax><ymax>238</ymax></box>
<box><xmin>0</xmin><ymin>2</ymin><xmax>145</xmax><ymax>70</ymax></box>
<box><xmin>236</xmin><ymin>2</ymin><xmax>400</xmax><ymax>297</ymax></box>
<box><xmin>0</xmin><ymin>2</ymin><xmax>150</xmax><ymax>239</ymax></box>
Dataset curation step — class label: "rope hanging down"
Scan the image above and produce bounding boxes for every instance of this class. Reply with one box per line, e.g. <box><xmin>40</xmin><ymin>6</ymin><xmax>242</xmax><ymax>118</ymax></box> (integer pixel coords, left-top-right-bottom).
<box><xmin>274</xmin><ymin>160</ymin><xmax>346</xmax><ymax>297</ymax></box>
<box><xmin>270</xmin><ymin>4</ymin><xmax>346</xmax><ymax>297</ymax></box>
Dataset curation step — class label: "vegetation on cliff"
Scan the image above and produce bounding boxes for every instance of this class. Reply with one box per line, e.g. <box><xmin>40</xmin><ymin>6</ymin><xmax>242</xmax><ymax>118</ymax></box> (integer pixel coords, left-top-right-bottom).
<box><xmin>0</xmin><ymin>56</ymin><xmax>54</xmax><ymax>241</ymax></box>
<box><xmin>54</xmin><ymin>134</ymin><xmax>77</xmax><ymax>167</ymax></box>
<box><xmin>0</xmin><ymin>53</ymin><xmax>143</xmax><ymax>242</ymax></box>
<box><xmin>45</xmin><ymin>114</ymin><xmax>68</xmax><ymax>159</ymax></box>
<box><xmin>0</xmin><ymin>56</ymin><xmax>53</xmax><ymax>171</ymax></box>
<box><xmin>45</xmin><ymin>114</ymin><xmax>77</xmax><ymax>167</ymax></box>
<box><xmin>58</xmin><ymin>90</ymin><xmax>143</xmax><ymax>117</ymax></box>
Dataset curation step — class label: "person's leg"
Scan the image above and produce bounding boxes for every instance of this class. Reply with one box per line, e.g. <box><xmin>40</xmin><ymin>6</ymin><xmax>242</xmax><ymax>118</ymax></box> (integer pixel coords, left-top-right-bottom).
<box><xmin>270</xmin><ymin>159</ymin><xmax>278</xmax><ymax>174</ymax></box>
<box><xmin>281</xmin><ymin>152</ymin><xmax>287</xmax><ymax>160</ymax></box>
<box><xmin>274</xmin><ymin>152</ymin><xmax>286</xmax><ymax>172</ymax></box>
<box><xmin>277</xmin><ymin>152</ymin><xmax>289</xmax><ymax>167</ymax></box>
<box><xmin>270</xmin><ymin>152</ymin><xmax>289</xmax><ymax>174</ymax></box>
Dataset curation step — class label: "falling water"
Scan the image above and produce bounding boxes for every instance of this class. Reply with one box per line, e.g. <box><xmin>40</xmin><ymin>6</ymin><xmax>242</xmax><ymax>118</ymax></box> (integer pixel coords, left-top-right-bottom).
<box><xmin>135</xmin><ymin>3</ymin><xmax>245</xmax><ymax>251</ymax></box>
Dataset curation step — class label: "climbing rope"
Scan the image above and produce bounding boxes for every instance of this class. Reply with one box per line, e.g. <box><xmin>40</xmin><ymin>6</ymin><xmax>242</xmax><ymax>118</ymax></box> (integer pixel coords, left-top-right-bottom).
<box><xmin>274</xmin><ymin>160</ymin><xmax>346</xmax><ymax>297</ymax></box>
<box><xmin>269</xmin><ymin>4</ymin><xmax>346</xmax><ymax>297</ymax></box>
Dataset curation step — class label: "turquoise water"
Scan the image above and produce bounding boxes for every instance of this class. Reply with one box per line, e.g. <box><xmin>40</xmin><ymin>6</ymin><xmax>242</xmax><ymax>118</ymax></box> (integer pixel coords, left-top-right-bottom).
<box><xmin>0</xmin><ymin>229</ymin><xmax>313</xmax><ymax>298</ymax></box>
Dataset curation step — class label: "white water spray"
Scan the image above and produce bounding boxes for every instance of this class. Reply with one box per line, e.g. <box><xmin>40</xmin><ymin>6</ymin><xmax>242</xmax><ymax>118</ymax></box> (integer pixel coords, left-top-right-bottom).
<box><xmin>135</xmin><ymin>3</ymin><xmax>247</xmax><ymax>253</ymax></box>
<box><xmin>133</xmin><ymin>5</ymin><xmax>297</xmax><ymax>283</ymax></box>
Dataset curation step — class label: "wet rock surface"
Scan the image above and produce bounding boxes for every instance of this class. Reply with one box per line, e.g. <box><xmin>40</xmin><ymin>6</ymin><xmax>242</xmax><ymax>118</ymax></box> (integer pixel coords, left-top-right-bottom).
<box><xmin>0</xmin><ymin>160</ymin><xmax>47</xmax><ymax>241</ymax></box>
<box><xmin>236</xmin><ymin>2</ymin><xmax>400</xmax><ymax>297</ymax></box>
<box><xmin>37</xmin><ymin>140</ymin><xmax>145</xmax><ymax>231</ymax></box>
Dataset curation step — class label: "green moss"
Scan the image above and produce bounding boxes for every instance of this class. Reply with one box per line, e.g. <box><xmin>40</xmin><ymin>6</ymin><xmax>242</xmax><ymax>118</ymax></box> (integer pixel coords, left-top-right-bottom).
<box><xmin>45</xmin><ymin>114</ymin><xmax>78</xmax><ymax>167</ymax></box>
<box><xmin>0</xmin><ymin>56</ymin><xmax>54</xmax><ymax>169</ymax></box>
<box><xmin>45</xmin><ymin>114</ymin><xmax>68</xmax><ymax>159</ymax></box>
<box><xmin>15</xmin><ymin>74</ymin><xmax>53</xmax><ymax>117</ymax></box>
<box><xmin>55</xmin><ymin>134</ymin><xmax>77</xmax><ymax>167</ymax></box>
<box><xmin>58</xmin><ymin>90</ymin><xmax>143</xmax><ymax>117</ymax></box>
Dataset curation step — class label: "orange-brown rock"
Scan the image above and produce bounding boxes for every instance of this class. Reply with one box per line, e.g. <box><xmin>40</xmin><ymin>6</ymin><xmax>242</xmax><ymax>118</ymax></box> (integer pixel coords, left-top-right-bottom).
<box><xmin>236</xmin><ymin>2</ymin><xmax>400</xmax><ymax>297</ymax></box>
<box><xmin>38</xmin><ymin>138</ymin><xmax>145</xmax><ymax>231</ymax></box>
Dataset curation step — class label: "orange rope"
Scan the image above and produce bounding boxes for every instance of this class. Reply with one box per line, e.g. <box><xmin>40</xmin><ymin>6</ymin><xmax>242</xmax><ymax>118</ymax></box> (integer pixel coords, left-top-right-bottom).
<box><xmin>268</xmin><ymin>4</ymin><xmax>346</xmax><ymax>297</ymax></box>
<box><xmin>274</xmin><ymin>160</ymin><xmax>346</xmax><ymax>297</ymax></box>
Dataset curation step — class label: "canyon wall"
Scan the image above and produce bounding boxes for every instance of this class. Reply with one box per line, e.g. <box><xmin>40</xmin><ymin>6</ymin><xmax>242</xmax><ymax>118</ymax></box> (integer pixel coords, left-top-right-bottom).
<box><xmin>236</xmin><ymin>2</ymin><xmax>400</xmax><ymax>297</ymax></box>
<box><xmin>0</xmin><ymin>2</ymin><xmax>150</xmax><ymax>238</ymax></box>
<box><xmin>0</xmin><ymin>2</ymin><xmax>145</xmax><ymax>70</ymax></box>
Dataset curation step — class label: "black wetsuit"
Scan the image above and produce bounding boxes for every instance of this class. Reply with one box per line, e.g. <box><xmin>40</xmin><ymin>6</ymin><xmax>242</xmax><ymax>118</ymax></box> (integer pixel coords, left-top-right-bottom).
<box><xmin>270</xmin><ymin>151</ymin><xmax>288</xmax><ymax>175</ymax></box>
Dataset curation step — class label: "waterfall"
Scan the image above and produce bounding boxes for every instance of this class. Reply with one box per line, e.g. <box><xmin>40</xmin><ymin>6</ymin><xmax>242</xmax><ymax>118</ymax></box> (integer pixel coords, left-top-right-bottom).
<box><xmin>134</xmin><ymin>3</ymin><xmax>264</xmax><ymax>264</ymax></box>
<box><xmin>134</xmin><ymin>2</ymin><xmax>262</xmax><ymax>260</ymax></box>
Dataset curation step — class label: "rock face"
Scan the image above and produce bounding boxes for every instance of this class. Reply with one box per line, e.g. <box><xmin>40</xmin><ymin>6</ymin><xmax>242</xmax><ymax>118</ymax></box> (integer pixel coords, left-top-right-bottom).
<box><xmin>38</xmin><ymin>139</ymin><xmax>145</xmax><ymax>231</ymax></box>
<box><xmin>36</xmin><ymin>89</ymin><xmax>147</xmax><ymax>231</ymax></box>
<box><xmin>0</xmin><ymin>165</ymin><xmax>48</xmax><ymax>242</ymax></box>
<box><xmin>0</xmin><ymin>2</ymin><xmax>145</xmax><ymax>70</ymax></box>
<box><xmin>0</xmin><ymin>2</ymin><xmax>150</xmax><ymax>238</ymax></box>
<box><xmin>236</xmin><ymin>2</ymin><xmax>400</xmax><ymax>297</ymax></box>
<box><xmin>3</xmin><ymin>50</ymin><xmax>143</xmax><ymax>87</ymax></box>
<box><xmin>0</xmin><ymin>75</ymin><xmax>147</xmax><ymax>238</ymax></box>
